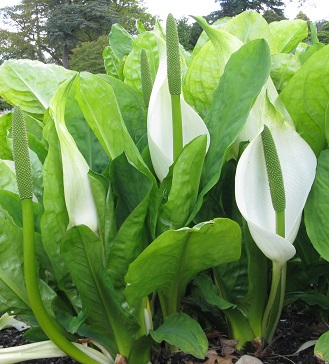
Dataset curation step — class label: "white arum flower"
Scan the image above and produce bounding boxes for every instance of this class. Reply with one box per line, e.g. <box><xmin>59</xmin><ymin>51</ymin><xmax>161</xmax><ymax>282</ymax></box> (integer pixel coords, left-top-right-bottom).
<box><xmin>147</xmin><ymin>56</ymin><xmax>210</xmax><ymax>181</ymax></box>
<box><xmin>50</xmin><ymin>79</ymin><xmax>98</xmax><ymax>234</ymax></box>
<box><xmin>235</xmin><ymin>99</ymin><xmax>317</xmax><ymax>265</ymax></box>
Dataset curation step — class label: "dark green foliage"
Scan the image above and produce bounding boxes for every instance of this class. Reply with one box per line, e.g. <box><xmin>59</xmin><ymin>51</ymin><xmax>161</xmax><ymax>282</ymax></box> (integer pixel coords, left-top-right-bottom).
<box><xmin>263</xmin><ymin>9</ymin><xmax>286</xmax><ymax>23</ymax></box>
<box><xmin>215</xmin><ymin>0</ymin><xmax>285</xmax><ymax>17</ymax></box>
<box><xmin>69</xmin><ymin>35</ymin><xmax>108</xmax><ymax>74</ymax></box>
<box><xmin>318</xmin><ymin>22</ymin><xmax>329</xmax><ymax>44</ymax></box>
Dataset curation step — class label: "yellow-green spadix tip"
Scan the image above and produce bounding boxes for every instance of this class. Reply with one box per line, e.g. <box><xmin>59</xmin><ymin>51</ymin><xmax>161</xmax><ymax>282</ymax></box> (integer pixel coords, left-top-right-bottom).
<box><xmin>12</xmin><ymin>106</ymin><xmax>33</xmax><ymax>200</ymax></box>
<box><xmin>166</xmin><ymin>13</ymin><xmax>181</xmax><ymax>95</ymax></box>
<box><xmin>261</xmin><ymin>125</ymin><xmax>286</xmax><ymax>213</ymax></box>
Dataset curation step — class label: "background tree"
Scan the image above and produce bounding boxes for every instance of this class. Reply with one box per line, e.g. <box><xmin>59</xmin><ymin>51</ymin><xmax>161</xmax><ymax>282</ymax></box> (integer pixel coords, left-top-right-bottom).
<box><xmin>262</xmin><ymin>9</ymin><xmax>286</xmax><ymax>22</ymax></box>
<box><xmin>213</xmin><ymin>0</ymin><xmax>285</xmax><ymax>18</ymax></box>
<box><xmin>0</xmin><ymin>0</ymin><xmax>155</xmax><ymax>68</ymax></box>
<box><xmin>318</xmin><ymin>21</ymin><xmax>329</xmax><ymax>44</ymax></box>
<box><xmin>69</xmin><ymin>35</ymin><xmax>108</xmax><ymax>73</ymax></box>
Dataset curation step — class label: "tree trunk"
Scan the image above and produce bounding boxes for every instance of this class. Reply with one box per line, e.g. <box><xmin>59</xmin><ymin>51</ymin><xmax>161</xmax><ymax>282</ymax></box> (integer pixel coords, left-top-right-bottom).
<box><xmin>62</xmin><ymin>42</ymin><xmax>70</xmax><ymax>69</ymax></box>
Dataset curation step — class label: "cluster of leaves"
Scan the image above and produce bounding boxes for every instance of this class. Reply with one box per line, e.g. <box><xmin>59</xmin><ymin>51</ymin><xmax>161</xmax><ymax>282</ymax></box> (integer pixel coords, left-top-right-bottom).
<box><xmin>0</xmin><ymin>9</ymin><xmax>329</xmax><ymax>364</ymax></box>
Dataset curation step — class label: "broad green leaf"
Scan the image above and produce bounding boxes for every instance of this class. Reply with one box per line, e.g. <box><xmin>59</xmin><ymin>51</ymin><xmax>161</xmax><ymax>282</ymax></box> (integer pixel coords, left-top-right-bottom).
<box><xmin>0</xmin><ymin>160</ymin><xmax>18</xmax><ymax>194</ymax></box>
<box><xmin>305</xmin><ymin>150</ymin><xmax>329</xmax><ymax>261</ymax></box>
<box><xmin>75</xmin><ymin>72</ymin><xmax>152</xmax><ymax>180</ymax></box>
<box><xmin>88</xmin><ymin>171</ymin><xmax>117</xmax><ymax>258</ymax></box>
<box><xmin>269</xmin><ymin>19</ymin><xmax>308</xmax><ymax>54</ymax></box>
<box><xmin>0</xmin><ymin>113</ymin><xmax>12</xmax><ymax>160</ymax></box>
<box><xmin>315</xmin><ymin>331</ymin><xmax>329</xmax><ymax>361</ymax></box>
<box><xmin>184</xmin><ymin>17</ymin><xmax>242</xmax><ymax>117</ymax></box>
<box><xmin>222</xmin><ymin>10</ymin><xmax>275</xmax><ymax>53</ymax></box>
<box><xmin>157</xmin><ymin>135</ymin><xmax>207</xmax><ymax>235</ymax></box>
<box><xmin>123</xmin><ymin>31</ymin><xmax>163</xmax><ymax>94</ymax></box>
<box><xmin>150</xmin><ymin>313</ymin><xmax>208</xmax><ymax>359</ymax></box>
<box><xmin>326</xmin><ymin>104</ymin><xmax>329</xmax><ymax>145</ymax></box>
<box><xmin>97</xmin><ymin>74</ymin><xmax>147</xmax><ymax>148</ymax></box>
<box><xmin>0</xmin><ymin>190</ymin><xmax>43</xmax><ymax>233</ymax></box>
<box><xmin>109</xmin><ymin>23</ymin><xmax>133</xmax><ymax>61</ymax></box>
<box><xmin>0</xmin><ymin>217</ymin><xmax>29</xmax><ymax>313</ymax></box>
<box><xmin>64</xmin><ymin>81</ymin><xmax>109</xmax><ymax>174</ymax></box>
<box><xmin>280</xmin><ymin>45</ymin><xmax>329</xmax><ymax>155</ymax></box>
<box><xmin>193</xmin><ymin>274</ymin><xmax>236</xmax><ymax>310</ymax></box>
<box><xmin>125</xmin><ymin>218</ymin><xmax>241</xmax><ymax>305</ymax></box>
<box><xmin>190</xmin><ymin>39</ymin><xmax>271</xmax><ymax>222</ymax></box>
<box><xmin>103</xmin><ymin>46</ymin><xmax>124</xmax><ymax>80</ymax></box>
<box><xmin>107</xmin><ymin>153</ymin><xmax>152</xmax><ymax>290</ymax></box>
<box><xmin>299</xmin><ymin>43</ymin><xmax>325</xmax><ymax>64</ymax></box>
<box><xmin>0</xmin><ymin>60</ymin><xmax>75</xmax><ymax>116</ymax></box>
<box><xmin>40</xmin><ymin>119</ymin><xmax>71</xmax><ymax>289</ymax></box>
<box><xmin>183</xmin><ymin>41</ymin><xmax>237</xmax><ymax>118</ymax></box>
<box><xmin>61</xmin><ymin>225</ymin><xmax>139</xmax><ymax>357</ymax></box>
<box><xmin>271</xmin><ymin>53</ymin><xmax>301</xmax><ymax>92</ymax></box>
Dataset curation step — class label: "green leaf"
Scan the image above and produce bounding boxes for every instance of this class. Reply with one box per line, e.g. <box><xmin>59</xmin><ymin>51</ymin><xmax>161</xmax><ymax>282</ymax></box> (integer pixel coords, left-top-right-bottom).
<box><xmin>64</xmin><ymin>81</ymin><xmax>109</xmax><ymax>174</ymax></box>
<box><xmin>107</xmin><ymin>153</ymin><xmax>153</xmax><ymax>290</ymax></box>
<box><xmin>0</xmin><ymin>217</ymin><xmax>29</xmax><ymax>313</ymax></box>
<box><xmin>0</xmin><ymin>60</ymin><xmax>75</xmax><ymax>116</ymax></box>
<box><xmin>280</xmin><ymin>45</ymin><xmax>329</xmax><ymax>155</ymax></box>
<box><xmin>315</xmin><ymin>331</ymin><xmax>329</xmax><ymax>360</ymax></box>
<box><xmin>193</xmin><ymin>274</ymin><xmax>236</xmax><ymax>310</ymax></box>
<box><xmin>0</xmin><ymin>190</ymin><xmax>43</xmax><ymax>233</ymax></box>
<box><xmin>109</xmin><ymin>24</ymin><xmax>133</xmax><ymax>61</ymax></box>
<box><xmin>75</xmin><ymin>72</ymin><xmax>152</xmax><ymax>180</ymax></box>
<box><xmin>61</xmin><ymin>225</ymin><xmax>139</xmax><ymax>357</ymax></box>
<box><xmin>125</xmin><ymin>218</ymin><xmax>241</xmax><ymax>306</ymax></box>
<box><xmin>157</xmin><ymin>135</ymin><xmax>207</xmax><ymax>235</ymax></box>
<box><xmin>0</xmin><ymin>113</ymin><xmax>12</xmax><ymax>160</ymax></box>
<box><xmin>88</xmin><ymin>171</ymin><xmax>117</xmax><ymax>258</ymax></box>
<box><xmin>222</xmin><ymin>10</ymin><xmax>275</xmax><ymax>53</ymax></box>
<box><xmin>150</xmin><ymin>313</ymin><xmax>208</xmax><ymax>359</ymax></box>
<box><xmin>191</xmin><ymin>39</ymin><xmax>271</xmax><ymax>222</ymax></box>
<box><xmin>97</xmin><ymin>74</ymin><xmax>147</xmax><ymax>148</ymax></box>
<box><xmin>271</xmin><ymin>54</ymin><xmax>301</xmax><ymax>92</ymax></box>
<box><xmin>305</xmin><ymin>150</ymin><xmax>329</xmax><ymax>260</ymax></box>
<box><xmin>40</xmin><ymin>119</ymin><xmax>71</xmax><ymax>290</ymax></box>
<box><xmin>184</xmin><ymin>17</ymin><xmax>242</xmax><ymax>118</ymax></box>
<box><xmin>123</xmin><ymin>31</ymin><xmax>163</xmax><ymax>94</ymax></box>
<box><xmin>269</xmin><ymin>19</ymin><xmax>308</xmax><ymax>53</ymax></box>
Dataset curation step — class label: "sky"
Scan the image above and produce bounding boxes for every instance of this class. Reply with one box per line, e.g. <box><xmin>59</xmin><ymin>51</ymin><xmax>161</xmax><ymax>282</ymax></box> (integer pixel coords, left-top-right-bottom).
<box><xmin>0</xmin><ymin>0</ymin><xmax>328</xmax><ymax>23</ymax></box>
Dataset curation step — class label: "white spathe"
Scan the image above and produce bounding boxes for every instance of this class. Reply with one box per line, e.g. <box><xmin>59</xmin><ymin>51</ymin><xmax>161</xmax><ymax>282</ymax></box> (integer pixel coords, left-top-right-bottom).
<box><xmin>235</xmin><ymin>102</ymin><xmax>317</xmax><ymax>264</ymax></box>
<box><xmin>50</xmin><ymin>78</ymin><xmax>98</xmax><ymax>234</ymax></box>
<box><xmin>147</xmin><ymin>57</ymin><xmax>210</xmax><ymax>181</ymax></box>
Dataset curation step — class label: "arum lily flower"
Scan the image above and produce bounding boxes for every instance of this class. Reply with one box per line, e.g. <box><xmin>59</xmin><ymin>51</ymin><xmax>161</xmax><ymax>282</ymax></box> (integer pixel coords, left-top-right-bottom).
<box><xmin>235</xmin><ymin>101</ymin><xmax>316</xmax><ymax>265</ymax></box>
<box><xmin>147</xmin><ymin>56</ymin><xmax>210</xmax><ymax>181</ymax></box>
<box><xmin>50</xmin><ymin>79</ymin><xmax>98</xmax><ymax>234</ymax></box>
<box><xmin>235</xmin><ymin>98</ymin><xmax>316</xmax><ymax>342</ymax></box>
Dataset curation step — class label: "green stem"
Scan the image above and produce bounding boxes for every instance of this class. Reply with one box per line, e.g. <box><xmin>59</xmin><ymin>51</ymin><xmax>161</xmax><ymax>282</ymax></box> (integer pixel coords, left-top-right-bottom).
<box><xmin>22</xmin><ymin>199</ymin><xmax>99</xmax><ymax>364</ymax></box>
<box><xmin>266</xmin><ymin>264</ymin><xmax>287</xmax><ymax>342</ymax></box>
<box><xmin>171</xmin><ymin>94</ymin><xmax>183</xmax><ymax>160</ymax></box>
<box><xmin>224</xmin><ymin>308</ymin><xmax>256</xmax><ymax>350</ymax></box>
<box><xmin>262</xmin><ymin>260</ymin><xmax>282</xmax><ymax>342</ymax></box>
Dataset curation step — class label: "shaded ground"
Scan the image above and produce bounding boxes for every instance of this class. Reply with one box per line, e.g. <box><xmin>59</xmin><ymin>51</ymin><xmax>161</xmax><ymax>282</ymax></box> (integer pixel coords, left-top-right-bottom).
<box><xmin>0</xmin><ymin>306</ymin><xmax>323</xmax><ymax>363</ymax></box>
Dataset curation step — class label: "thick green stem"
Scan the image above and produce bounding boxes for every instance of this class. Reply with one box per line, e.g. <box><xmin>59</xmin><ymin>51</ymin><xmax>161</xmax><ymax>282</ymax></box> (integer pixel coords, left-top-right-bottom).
<box><xmin>171</xmin><ymin>94</ymin><xmax>183</xmax><ymax>160</ymax></box>
<box><xmin>22</xmin><ymin>199</ymin><xmax>98</xmax><ymax>364</ymax></box>
<box><xmin>266</xmin><ymin>264</ymin><xmax>287</xmax><ymax>342</ymax></box>
<box><xmin>262</xmin><ymin>260</ymin><xmax>282</xmax><ymax>342</ymax></box>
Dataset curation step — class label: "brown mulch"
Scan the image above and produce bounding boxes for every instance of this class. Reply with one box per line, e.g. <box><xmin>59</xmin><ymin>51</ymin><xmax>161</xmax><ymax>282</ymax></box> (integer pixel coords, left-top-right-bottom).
<box><xmin>0</xmin><ymin>306</ymin><xmax>323</xmax><ymax>364</ymax></box>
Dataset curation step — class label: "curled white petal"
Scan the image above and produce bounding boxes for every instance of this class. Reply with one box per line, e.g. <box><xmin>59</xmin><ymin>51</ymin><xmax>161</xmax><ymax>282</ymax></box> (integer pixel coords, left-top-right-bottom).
<box><xmin>147</xmin><ymin>57</ymin><xmax>210</xmax><ymax>181</ymax></box>
<box><xmin>50</xmin><ymin>80</ymin><xmax>98</xmax><ymax>234</ymax></box>
<box><xmin>235</xmin><ymin>111</ymin><xmax>317</xmax><ymax>264</ymax></box>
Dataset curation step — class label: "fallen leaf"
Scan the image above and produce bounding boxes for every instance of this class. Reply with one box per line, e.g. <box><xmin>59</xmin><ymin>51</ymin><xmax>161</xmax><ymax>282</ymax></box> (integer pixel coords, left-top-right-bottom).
<box><xmin>114</xmin><ymin>354</ymin><xmax>127</xmax><ymax>364</ymax></box>
<box><xmin>204</xmin><ymin>352</ymin><xmax>236</xmax><ymax>364</ymax></box>
<box><xmin>235</xmin><ymin>354</ymin><xmax>263</xmax><ymax>364</ymax></box>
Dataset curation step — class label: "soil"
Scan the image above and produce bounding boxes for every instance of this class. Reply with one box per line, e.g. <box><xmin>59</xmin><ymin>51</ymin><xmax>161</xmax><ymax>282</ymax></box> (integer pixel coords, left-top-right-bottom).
<box><xmin>0</xmin><ymin>305</ymin><xmax>324</xmax><ymax>364</ymax></box>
